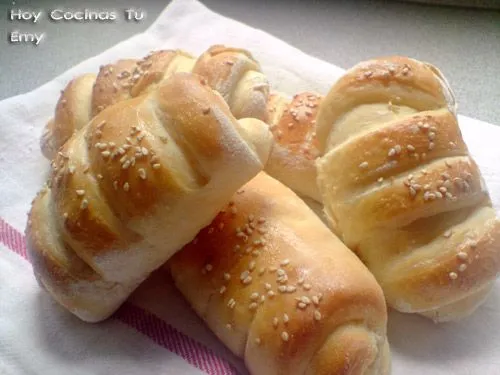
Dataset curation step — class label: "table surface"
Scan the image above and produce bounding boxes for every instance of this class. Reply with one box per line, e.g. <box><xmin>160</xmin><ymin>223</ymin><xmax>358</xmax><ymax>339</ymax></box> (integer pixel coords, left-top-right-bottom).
<box><xmin>0</xmin><ymin>0</ymin><xmax>499</xmax><ymax>124</ymax></box>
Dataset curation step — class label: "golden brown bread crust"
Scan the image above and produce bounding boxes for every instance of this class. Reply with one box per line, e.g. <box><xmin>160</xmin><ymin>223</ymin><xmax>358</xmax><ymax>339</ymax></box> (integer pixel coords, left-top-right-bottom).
<box><xmin>192</xmin><ymin>45</ymin><xmax>269</xmax><ymax>121</ymax></box>
<box><xmin>264</xmin><ymin>92</ymin><xmax>323</xmax><ymax>202</ymax></box>
<box><xmin>41</xmin><ymin>45</ymin><xmax>269</xmax><ymax>161</ymax></box>
<box><xmin>27</xmin><ymin>72</ymin><xmax>273</xmax><ymax>322</ymax></box>
<box><xmin>167</xmin><ymin>172</ymin><xmax>390</xmax><ymax>375</ymax></box>
<box><xmin>316</xmin><ymin>56</ymin><xmax>500</xmax><ymax>322</ymax></box>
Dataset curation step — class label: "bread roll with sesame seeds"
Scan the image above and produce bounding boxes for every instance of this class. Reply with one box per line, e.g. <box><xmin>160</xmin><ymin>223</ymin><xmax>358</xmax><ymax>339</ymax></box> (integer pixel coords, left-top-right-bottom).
<box><xmin>265</xmin><ymin>91</ymin><xmax>323</xmax><ymax>202</ymax></box>
<box><xmin>26</xmin><ymin>72</ymin><xmax>273</xmax><ymax>323</ymax></box>
<box><xmin>41</xmin><ymin>45</ymin><xmax>270</xmax><ymax>161</ymax></box>
<box><xmin>315</xmin><ymin>56</ymin><xmax>500</xmax><ymax>322</ymax></box>
<box><xmin>167</xmin><ymin>172</ymin><xmax>391</xmax><ymax>375</ymax></box>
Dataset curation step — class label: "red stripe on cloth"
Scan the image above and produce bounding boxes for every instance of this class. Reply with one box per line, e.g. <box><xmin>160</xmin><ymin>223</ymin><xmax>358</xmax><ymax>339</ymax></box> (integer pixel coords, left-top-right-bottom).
<box><xmin>0</xmin><ymin>216</ymin><xmax>239</xmax><ymax>375</ymax></box>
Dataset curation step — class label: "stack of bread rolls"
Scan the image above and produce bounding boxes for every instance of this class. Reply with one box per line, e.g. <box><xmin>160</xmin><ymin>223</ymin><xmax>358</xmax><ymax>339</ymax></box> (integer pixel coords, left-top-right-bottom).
<box><xmin>25</xmin><ymin>44</ymin><xmax>500</xmax><ymax>374</ymax></box>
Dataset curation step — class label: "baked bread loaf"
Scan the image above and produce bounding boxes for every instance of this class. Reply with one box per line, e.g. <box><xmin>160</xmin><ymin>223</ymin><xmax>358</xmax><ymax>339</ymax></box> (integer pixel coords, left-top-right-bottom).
<box><xmin>167</xmin><ymin>172</ymin><xmax>390</xmax><ymax>375</ymax></box>
<box><xmin>265</xmin><ymin>91</ymin><xmax>323</xmax><ymax>202</ymax></box>
<box><xmin>315</xmin><ymin>56</ymin><xmax>500</xmax><ymax>322</ymax></box>
<box><xmin>26</xmin><ymin>73</ymin><xmax>273</xmax><ymax>322</ymax></box>
<box><xmin>41</xmin><ymin>45</ymin><xmax>269</xmax><ymax>160</ymax></box>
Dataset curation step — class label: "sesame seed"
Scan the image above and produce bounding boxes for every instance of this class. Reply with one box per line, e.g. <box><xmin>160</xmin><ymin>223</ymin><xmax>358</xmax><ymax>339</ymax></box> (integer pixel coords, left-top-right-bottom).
<box><xmin>273</xmin><ymin>317</ymin><xmax>279</xmax><ymax>328</ymax></box>
<box><xmin>268</xmin><ymin>291</ymin><xmax>275</xmax><ymax>298</ymax></box>
<box><xmin>458</xmin><ymin>264</ymin><xmax>467</xmax><ymax>272</ymax></box>
<box><xmin>269</xmin><ymin>267</ymin><xmax>277</xmax><ymax>273</ymax></box>
<box><xmin>240</xmin><ymin>271</ymin><xmax>250</xmax><ymax>281</ymax></box>
<box><xmin>278</xmin><ymin>286</ymin><xmax>288</xmax><ymax>293</ymax></box>
<box><xmin>250</xmin><ymin>292</ymin><xmax>260</xmax><ymax>301</ymax></box>
<box><xmin>265</xmin><ymin>283</ymin><xmax>272</xmax><ymax>290</ymax></box>
<box><xmin>223</xmin><ymin>273</ymin><xmax>231</xmax><ymax>281</ymax></box>
<box><xmin>449</xmin><ymin>272</ymin><xmax>458</xmax><ymax>280</ymax></box>
<box><xmin>242</xmin><ymin>276</ymin><xmax>253</xmax><ymax>285</ymax></box>
<box><xmin>152</xmin><ymin>163</ymin><xmax>161</xmax><ymax>169</ymax></box>
<box><xmin>394</xmin><ymin>145</ymin><xmax>402</xmax><ymax>154</ymax></box>
<box><xmin>138</xmin><ymin>168</ymin><xmax>147</xmax><ymax>180</ymax></box>
<box><xmin>63</xmin><ymin>212</ymin><xmax>68</xmax><ymax>219</ymax></box>
<box><xmin>435</xmin><ymin>191</ymin><xmax>443</xmax><ymax>199</ymax></box>
<box><xmin>443</xmin><ymin>230</ymin><xmax>453</xmax><ymax>238</ymax></box>
<box><xmin>428</xmin><ymin>142</ymin><xmax>435</xmax><ymax>151</ymax></box>
<box><xmin>219</xmin><ymin>286</ymin><xmax>226</xmax><ymax>294</ymax></box>
<box><xmin>314</xmin><ymin>310</ymin><xmax>322</xmax><ymax>321</ymax></box>
<box><xmin>277</xmin><ymin>269</ymin><xmax>286</xmax><ymax>277</ymax></box>
<box><xmin>123</xmin><ymin>182</ymin><xmax>130</xmax><ymax>192</ymax></box>
<box><xmin>286</xmin><ymin>286</ymin><xmax>297</xmax><ymax>293</ymax></box>
<box><xmin>101</xmin><ymin>150</ymin><xmax>111</xmax><ymax>158</ymax></box>
<box><xmin>457</xmin><ymin>252</ymin><xmax>468</xmax><ymax>260</ymax></box>
<box><xmin>281</xmin><ymin>332</ymin><xmax>289</xmax><ymax>342</ymax></box>
<box><xmin>202</xmin><ymin>107</ymin><xmax>210</xmax><ymax>115</ymax></box>
<box><xmin>301</xmin><ymin>296</ymin><xmax>311</xmax><ymax>305</ymax></box>
<box><xmin>68</xmin><ymin>166</ymin><xmax>75</xmax><ymax>174</ymax></box>
<box><xmin>258</xmin><ymin>217</ymin><xmax>266</xmax><ymax>224</ymax></box>
<box><xmin>297</xmin><ymin>278</ymin><xmax>305</xmax><ymax>286</ymax></box>
<box><xmin>283</xmin><ymin>314</ymin><xmax>289</xmax><ymax>323</ymax></box>
<box><xmin>407</xmin><ymin>144</ymin><xmax>416</xmax><ymax>152</ymax></box>
<box><xmin>364</xmin><ymin>71</ymin><xmax>373</xmax><ymax>78</ymax></box>
<box><xmin>312</xmin><ymin>296</ymin><xmax>320</xmax><ymax>306</ymax></box>
<box><xmin>205</xmin><ymin>264</ymin><xmax>213</xmax><ymax>272</ymax></box>
<box><xmin>122</xmin><ymin>160</ymin><xmax>131</xmax><ymax>169</ymax></box>
<box><xmin>231</xmin><ymin>207</ymin><xmax>238</xmax><ymax>214</ymax></box>
<box><xmin>249</xmin><ymin>261</ymin><xmax>256</xmax><ymax>271</ymax></box>
<box><xmin>259</xmin><ymin>267</ymin><xmax>266</xmax><ymax>276</ymax></box>
<box><xmin>80</xmin><ymin>199</ymin><xmax>88</xmax><ymax>210</ymax></box>
<box><xmin>249</xmin><ymin>302</ymin><xmax>258</xmax><ymax>311</ymax></box>
<box><xmin>76</xmin><ymin>189</ymin><xmax>85</xmax><ymax>196</ymax></box>
<box><xmin>428</xmin><ymin>132</ymin><xmax>436</xmax><ymax>140</ymax></box>
<box><xmin>359</xmin><ymin>161</ymin><xmax>369</xmax><ymax>169</ymax></box>
<box><xmin>388</xmin><ymin>148</ymin><xmax>396</xmax><ymax>157</ymax></box>
<box><xmin>469</xmin><ymin>240</ymin><xmax>478</xmax><ymax>248</ymax></box>
<box><xmin>297</xmin><ymin>302</ymin><xmax>307</xmax><ymax>310</ymax></box>
<box><xmin>255</xmin><ymin>338</ymin><xmax>261</xmax><ymax>345</ymax></box>
<box><xmin>113</xmin><ymin>181</ymin><xmax>118</xmax><ymax>190</ymax></box>
<box><xmin>303</xmin><ymin>284</ymin><xmax>312</xmax><ymax>291</ymax></box>
<box><xmin>227</xmin><ymin>299</ymin><xmax>236</xmax><ymax>309</ymax></box>
<box><xmin>226</xmin><ymin>324</ymin><xmax>232</xmax><ymax>330</ymax></box>
<box><xmin>378</xmin><ymin>177</ymin><xmax>384</xmax><ymax>183</ymax></box>
<box><xmin>281</xmin><ymin>259</ymin><xmax>290</xmax><ymax>267</ymax></box>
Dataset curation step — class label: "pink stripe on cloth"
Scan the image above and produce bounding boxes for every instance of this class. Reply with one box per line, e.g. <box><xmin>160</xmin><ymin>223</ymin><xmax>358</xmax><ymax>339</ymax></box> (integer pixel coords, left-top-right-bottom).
<box><xmin>0</xmin><ymin>216</ymin><xmax>239</xmax><ymax>375</ymax></box>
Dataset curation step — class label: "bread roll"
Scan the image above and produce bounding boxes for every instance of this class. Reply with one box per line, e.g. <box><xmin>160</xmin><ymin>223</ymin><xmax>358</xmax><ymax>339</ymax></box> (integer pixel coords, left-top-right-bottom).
<box><xmin>315</xmin><ymin>56</ymin><xmax>500</xmax><ymax>322</ymax></box>
<box><xmin>26</xmin><ymin>73</ymin><xmax>273</xmax><ymax>322</ymax></box>
<box><xmin>167</xmin><ymin>172</ymin><xmax>390</xmax><ymax>374</ymax></box>
<box><xmin>265</xmin><ymin>92</ymin><xmax>323</xmax><ymax>202</ymax></box>
<box><xmin>41</xmin><ymin>45</ymin><xmax>269</xmax><ymax>160</ymax></box>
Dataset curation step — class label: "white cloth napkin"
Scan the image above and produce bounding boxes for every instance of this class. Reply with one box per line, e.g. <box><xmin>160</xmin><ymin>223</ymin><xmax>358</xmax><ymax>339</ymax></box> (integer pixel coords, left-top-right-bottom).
<box><xmin>1</xmin><ymin>0</ymin><xmax>499</xmax><ymax>374</ymax></box>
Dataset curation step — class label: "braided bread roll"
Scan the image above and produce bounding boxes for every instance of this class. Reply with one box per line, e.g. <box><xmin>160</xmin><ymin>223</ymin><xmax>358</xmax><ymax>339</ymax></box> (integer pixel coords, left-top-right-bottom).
<box><xmin>315</xmin><ymin>56</ymin><xmax>500</xmax><ymax>322</ymax></box>
<box><xmin>167</xmin><ymin>172</ymin><xmax>390</xmax><ymax>375</ymax></box>
<box><xmin>41</xmin><ymin>45</ymin><xmax>269</xmax><ymax>160</ymax></box>
<box><xmin>26</xmin><ymin>73</ymin><xmax>273</xmax><ymax>322</ymax></box>
<box><xmin>265</xmin><ymin>92</ymin><xmax>323</xmax><ymax>202</ymax></box>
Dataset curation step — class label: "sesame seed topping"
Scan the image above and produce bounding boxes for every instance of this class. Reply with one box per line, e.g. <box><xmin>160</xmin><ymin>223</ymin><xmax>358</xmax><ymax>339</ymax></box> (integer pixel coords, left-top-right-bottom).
<box><xmin>68</xmin><ymin>166</ymin><xmax>75</xmax><ymax>174</ymax></box>
<box><xmin>278</xmin><ymin>286</ymin><xmax>288</xmax><ymax>293</ymax></box>
<box><xmin>250</xmin><ymin>292</ymin><xmax>260</xmax><ymax>301</ymax></box>
<box><xmin>378</xmin><ymin>177</ymin><xmax>384</xmax><ymax>183</ymax></box>
<box><xmin>449</xmin><ymin>272</ymin><xmax>458</xmax><ymax>280</ymax></box>
<box><xmin>269</xmin><ymin>267</ymin><xmax>277</xmax><ymax>273</ymax></box>
<box><xmin>312</xmin><ymin>296</ymin><xmax>320</xmax><ymax>306</ymax></box>
<box><xmin>123</xmin><ymin>182</ymin><xmax>130</xmax><ymax>192</ymax></box>
<box><xmin>226</xmin><ymin>324</ymin><xmax>232</xmax><ymax>330</ymax></box>
<box><xmin>469</xmin><ymin>240</ymin><xmax>478</xmax><ymax>248</ymax></box>
<box><xmin>457</xmin><ymin>252</ymin><xmax>468</xmax><ymax>260</ymax></box>
<box><xmin>428</xmin><ymin>132</ymin><xmax>436</xmax><ymax>140</ymax></box>
<box><xmin>283</xmin><ymin>313</ymin><xmax>289</xmax><ymax>323</ymax></box>
<box><xmin>273</xmin><ymin>317</ymin><xmax>279</xmax><ymax>328</ymax></box>
<box><xmin>113</xmin><ymin>181</ymin><xmax>118</xmax><ymax>190</ymax></box>
<box><xmin>303</xmin><ymin>284</ymin><xmax>312</xmax><ymax>291</ymax></box>
<box><xmin>394</xmin><ymin>145</ymin><xmax>402</xmax><ymax>154</ymax></box>
<box><xmin>281</xmin><ymin>332</ymin><xmax>289</xmax><ymax>342</ymax></box>
<box><xmin>297</xmin><ymin>302</ymin><xmax>307</xmax><ymax>310</ymax></box>
<box><xmin>249</xmin><ymin>261</ymin><xmax>256</xmax><ymax>271</ymax></box>
<box><xmin>265</xmin><ymin>283</ymin><xmax>272</xmax><ymax>291</ymax></box>
<box><xmin>359</xmin><ymin>161</ymin><xmax>369</xmax><ymax>169</ymax></box>
<box><xmin>281</xmin><ymin>259</ymin><xmax>290</xmax><ymax>267</ymax></box>
<box><xmin>255</xmin><ymin>338</ymin><xmax>261</xmax><ymax>345</ymax></box>
<box><xmin>101</xmin><ymin>150</ymin><xmax>111</xmax><ymax>158</ymax></box>
<box><xmin>223</xmin><ymin>273</ymin><xmax>231</xmax><ymax>281</ymax></box>
<box><xmin>388</xmin><ymin>148</ymin><xmax>396</xmax><ymax>157</ymax></box>
<box><xmin>428</xmin><ymin>142</ymin><xmax>435</xmax><ymax>151</ymax></box>
<box><xmin>249</xmin><ymin>302</ymin><xmax>258</xmax><ymax>311</ymax></box>
<box><xmin>202</xmin><ymin>107</ymin><xmax>210</xmax><ymax>115</ymax></box>
<box><xmin>314</xmin><ymin>310</ymin><xmax>322</xmax><ymax>321</ymax></box>
<box><xmin>258</xmin><ymin>267</ymin><xmax>266</xmax><ymax>275</ymax></box>
<box><xmin>301</xmin><ymin>296</ymin><xmax>311</xmax><ymax>305</ymax></box>
<box><xmin>443</xmin><ymin>230</ymin><xmax>453</xmax><ymax>238</ymax></box>
<box><xmin>286</xmin><ymin>286</ymin><xmax>297</xmax><ymax>293</ymax></box>
<box><xmin>219</xmin><ymin>286</ymin><xmax>226</xmax><ymax>294</ymax></box>
<box><xmin>268</xmin><ymin>291</ymin><xmax>275</xmax><ymax>298</ymax></box>
<box><xmin>277</xmin><ymin>269</ymin><xmax>286</xmax><ymax>277</ymax></box>
<box><xmin>205</xmin><ymin>264</ymin><xmax>213</xmax><ymax>272</ymax></box>
<box><xmin>227</xmin><ymin>299</ymin><xmax>236</xmax><ymax>309</ymax></box>
<box><xmin>80</xmin><ymin>199</ymin><xmax>88</xmax><ymax>210</ymax></box>
<box><xmin>407</xmin><ymin>144</ymin><xmax>416</xmax><ymax>152</ymax></box>
<box><xmin>152</xmin><ymin>163</ymin><xmax>161</xmax><ymax>170</ymax></box>
<box><xmin>76</xmin><ymin>189</ymin><xmax>85</xmax><ymax>196</ymax></box>
<box><xmin>242</xmin><ymin>276</ymin><xmax>253</xmax><ymax>285</ymax></box>
<box><xmin>458</xmin><ymin>264</ymin><xmax>467</xmax><ymax>272</ymax></box>
<box><xmin>138</xmin><ymin>168</ymin><xmax>147</xmax><ymax>180</ymax></box>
